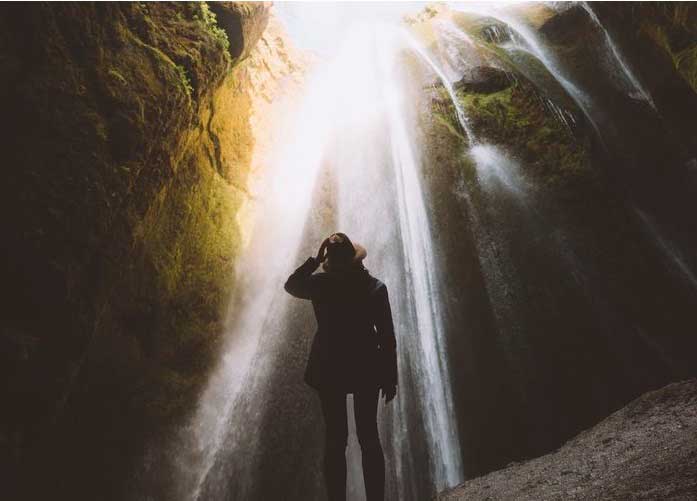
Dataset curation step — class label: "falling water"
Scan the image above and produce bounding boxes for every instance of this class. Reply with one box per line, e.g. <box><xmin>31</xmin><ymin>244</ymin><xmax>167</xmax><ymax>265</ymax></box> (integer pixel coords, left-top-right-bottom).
<box><xmin>633</xmin><ymin>207</ymin><xmax>697</xmax><ymax>292</ymax></box>
<box><xmin>405</xmin><ymin>32</ymin><xmax>474</xmax><ymax>143</ymax></box>
<box><xmin>580</xmin><ymin>2</ymin><xmax>657</xmax><ymax>110</ymax></box>
<box><xmin>451</xmin><ymin>2</ymin><xmax>607</xmax><ymax>145</ymax></box>
<box><xmin>166</xmin><ymin>4</ymin><xmax>683</xmax><ymax>499</ymax></box>
<box><xmin>176</xmin><ymin>48</ymin><xmax>334</xmax><ymax>500</ymax></box>
<box><xmin>331</xmin><ymin>25</ymin><xmax>465</xmax><ymax>496</ymax></box>
<box><xmin>174</xmin><ymin>12</ymin><xmax>465</xmax><ymax>501</ymax></box>
<box><xmin>433</xmin><ymin>19</ymin><xmax>480</xmax><ymax>79</ymax></box>
<box><xmin>470</xmin><ymin>144</ymin><xmax>529</xmax><ymax>200</ymax></box>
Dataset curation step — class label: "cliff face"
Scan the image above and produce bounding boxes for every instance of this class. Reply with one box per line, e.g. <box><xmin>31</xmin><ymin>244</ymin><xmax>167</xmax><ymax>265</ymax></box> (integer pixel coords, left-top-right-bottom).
<box><xmin>0</xmin><ymin>2</ymin><xmax>293</xmax><ymax>498</ymax></box>
<box><xmin>412</xmin><ymin>3</ymin><xmax>697</xmax><ymax>478</ymax></box>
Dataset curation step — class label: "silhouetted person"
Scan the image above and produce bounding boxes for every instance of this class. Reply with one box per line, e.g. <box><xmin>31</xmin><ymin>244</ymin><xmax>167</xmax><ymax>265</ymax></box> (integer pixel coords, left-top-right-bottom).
<box><xmin>284</xmin><ymin>232</ymin><xmax>398</xmax><ymax>501</ymax></box>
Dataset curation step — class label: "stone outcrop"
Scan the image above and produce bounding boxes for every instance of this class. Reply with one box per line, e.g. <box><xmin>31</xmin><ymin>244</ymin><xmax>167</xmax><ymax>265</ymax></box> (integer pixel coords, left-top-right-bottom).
<box><xmin>439</xmin><ymin>379</ymin><xmax>697</xmax><ymax>500</ymax></box>
<box><xmin>209</xmin><ymin>2</ymin><xmax>271</xmax><ymax>62</ymax></box>
<box><xmin>454</xmin><ymin>66</ymin><xmax>512</xmax><ymax>94</ymax></box>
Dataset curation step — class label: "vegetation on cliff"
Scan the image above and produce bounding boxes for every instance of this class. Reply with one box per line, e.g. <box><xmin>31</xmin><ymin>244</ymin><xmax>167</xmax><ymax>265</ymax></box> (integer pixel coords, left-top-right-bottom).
<box><xmin>0</xmin><ymin>2</ymin><xmax>270</xmax><ymax>498</ymax></box>
<box><xmin>628</xmin><ymin>3</ymin><xmax>697</xmax><ymax>94</ymax></box>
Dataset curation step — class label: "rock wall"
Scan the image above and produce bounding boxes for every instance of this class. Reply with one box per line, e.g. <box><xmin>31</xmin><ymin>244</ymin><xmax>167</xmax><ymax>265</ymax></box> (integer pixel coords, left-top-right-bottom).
<box><xmin>412</xmin><ymin>3</ymin><xmax>697</xmax><ymax>477</ymax></box>
<box><xmin>0</xmin><ymin>2</ymin><xmax>290</xmax><ymax>498</ymax></box>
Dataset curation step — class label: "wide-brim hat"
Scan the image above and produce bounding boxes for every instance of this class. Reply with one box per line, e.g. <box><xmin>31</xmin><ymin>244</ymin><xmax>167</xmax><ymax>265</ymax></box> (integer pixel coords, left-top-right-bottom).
<box><xmin>352</xmin><ymin>243</ymin><xmax>368</xmax><ymax>262</ymax></box>
<box><xmin>323</xmin><ymin>233</ymin><xmax>367</xmax><ymax>271</ymax></box>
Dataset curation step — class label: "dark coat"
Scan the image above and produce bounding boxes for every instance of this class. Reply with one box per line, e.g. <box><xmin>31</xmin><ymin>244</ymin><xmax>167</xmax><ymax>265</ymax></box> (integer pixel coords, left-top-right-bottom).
<box><xmin>284</xmin><ymin>257</ymin><xmax>398</xmax><ymax>393</ymax></box>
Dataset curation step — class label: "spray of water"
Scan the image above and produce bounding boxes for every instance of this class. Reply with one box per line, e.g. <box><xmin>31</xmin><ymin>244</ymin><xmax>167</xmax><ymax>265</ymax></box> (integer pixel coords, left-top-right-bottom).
<box><xmin>176</xmin><ymin>50</ymin><xmax>335</xmax><ymax>500</ymax></box>
<box><xmin>174</xmin><ymin>14</ymin><xmax>466</xmax><ymax>501</ymax></box>
<box><xmin>470</xmin><ymin>144</ymin><xmax>529</xmax><ymax>199</ymax></box>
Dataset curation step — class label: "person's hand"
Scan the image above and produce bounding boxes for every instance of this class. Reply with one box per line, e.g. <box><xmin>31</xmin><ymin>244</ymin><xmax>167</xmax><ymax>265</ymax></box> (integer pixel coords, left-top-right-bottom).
<box><xmin>316</xmin><ymin>237</ymin><xmax>330</xmax><ymax>263</ymax></box>
<box><xmin>381</xmin><ymin>384</ymin><xmax>397</xmax><ymax>403</ymax></box>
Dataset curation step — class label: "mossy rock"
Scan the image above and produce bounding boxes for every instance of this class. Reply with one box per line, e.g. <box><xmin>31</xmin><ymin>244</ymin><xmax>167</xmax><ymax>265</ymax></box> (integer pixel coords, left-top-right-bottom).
<box><xmin>457</xmin><ymin>15</ymin><xmax>516</xmax><ymax>45</ymax></box>
<box><xmin>454</xmin><ymin>66</ymin><xmax>512</xmax><ymax>94</ymax></box>
<box><xmin>433</xmin><ymin>79</ymin><xmax>593</xmax><ymax>192</ymax></box>
<box><xmin>0</xmin><ymin>2</ymin><xmax>267</xmax><ymax>497</ymax></box>
<box><xmin>209</xmin><ymin>2</ymin><xmax>270</xmax><ymax>63</ymax></box>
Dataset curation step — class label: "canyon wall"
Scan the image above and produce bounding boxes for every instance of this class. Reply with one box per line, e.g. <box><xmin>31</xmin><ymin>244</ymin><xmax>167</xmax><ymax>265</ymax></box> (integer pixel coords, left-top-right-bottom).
<box><xmin>413</xmin><ymin>1</ymin><xmax>697</xmax><ymax>476</ymax></box>
<box><xmin>0</xmin><ymin>3</ymin><xmax>303</xmax><ymax>498</ymax></box>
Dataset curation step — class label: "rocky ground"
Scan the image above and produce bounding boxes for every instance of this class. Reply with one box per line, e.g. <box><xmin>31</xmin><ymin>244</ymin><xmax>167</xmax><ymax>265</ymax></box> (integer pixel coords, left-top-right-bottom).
<box><xmin>438</xmin><ymin>379</ymin><xmax>697</xmax><ymax>500</ymax></box>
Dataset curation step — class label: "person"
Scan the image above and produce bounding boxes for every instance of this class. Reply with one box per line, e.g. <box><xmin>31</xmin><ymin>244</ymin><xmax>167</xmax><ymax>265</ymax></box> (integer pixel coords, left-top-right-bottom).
<box><xmin>284</xmin><ymin>232</ymin><xmax>398</xmax><ymax>501</ymax></box>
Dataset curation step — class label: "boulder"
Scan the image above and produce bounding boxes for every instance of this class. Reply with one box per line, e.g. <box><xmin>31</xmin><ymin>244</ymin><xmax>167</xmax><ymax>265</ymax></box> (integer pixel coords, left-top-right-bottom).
<box><xmin>454</xmin><ymin>66</ymin><xmax>512</xmax><ymax>94</ymax></box>
<box><xmin>209</xmin><ymin>2</ymin><xmax>271</xmax><ymax>61</ymax></box>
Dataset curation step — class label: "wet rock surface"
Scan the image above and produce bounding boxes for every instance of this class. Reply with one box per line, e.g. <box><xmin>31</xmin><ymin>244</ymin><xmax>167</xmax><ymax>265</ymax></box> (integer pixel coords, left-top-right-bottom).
<box><xmin>420</xmin><ymin>2</ymin><xmax>697</xmax><ymax>483</ymax></box>
<box><xmin>454</xmin><ymin>66</ymin><xmax>512</xmax><ymax>94</ymax></box>
<box><xmin>438</xmin><ymin>379</ymin><xmax>697</xmax><ymax>500</ymax></box>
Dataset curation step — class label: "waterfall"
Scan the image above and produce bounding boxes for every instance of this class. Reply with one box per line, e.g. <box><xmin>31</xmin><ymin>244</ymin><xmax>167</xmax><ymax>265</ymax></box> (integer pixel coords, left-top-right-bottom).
<box><xmin>450</xmin><ymin>2</ymin><xmax>607</xmax><ymax>145</ymax></box>
<box><xmin>332</xmin><ymin>25</ymin><xmax>464</xmax><ymax>496</ymax></box>
<box><xmin>130</xmin><ymin>4</ymin><xmax>697</xmax><ymax>501</ymax></box>
<box><xmin>171</xmin><ymin>41</ymin><xmax>337</xmax><ymax>499</ymax></box>
<box><xmin>173</xmin><ymin>16</ymin><xmax>465</xmax><ymax>501</ymax></box>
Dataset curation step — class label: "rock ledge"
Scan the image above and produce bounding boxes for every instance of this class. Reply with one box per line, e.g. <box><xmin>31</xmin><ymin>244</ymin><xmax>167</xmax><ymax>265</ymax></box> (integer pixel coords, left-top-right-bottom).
<box><xmin>438</xmin><ymin>379</ymin><xmax>697</xmax><ymax>500</ymax></box>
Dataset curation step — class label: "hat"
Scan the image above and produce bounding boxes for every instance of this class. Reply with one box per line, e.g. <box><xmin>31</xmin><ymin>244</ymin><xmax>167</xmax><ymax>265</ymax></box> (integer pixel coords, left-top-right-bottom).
<box><xmin>323</xmin><ymin>232</ymin><xmax>367</xmax><ymax>271</ymax></box>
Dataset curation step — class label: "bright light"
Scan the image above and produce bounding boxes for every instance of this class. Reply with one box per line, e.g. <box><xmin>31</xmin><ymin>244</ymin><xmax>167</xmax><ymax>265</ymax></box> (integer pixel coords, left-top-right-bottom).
<box><xmin>275</xmin><ymin>2</ymin><xmax>424</xmax><ymax>55</ymax></box>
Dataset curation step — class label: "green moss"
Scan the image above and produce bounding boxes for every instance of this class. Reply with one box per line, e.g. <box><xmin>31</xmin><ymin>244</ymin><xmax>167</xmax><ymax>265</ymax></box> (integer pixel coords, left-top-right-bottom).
<box><xmin>175</xmin><ymin>63</ymin><xmax>194</xmax><ymax>97</ymax></box>
<box><xmin>2</xmin><ymin>0</ymin><xmax>254</xmax><ymax>439</ymax></box>
<box><xmin>432</xmin><ymin>97</ymin><xmax>468</xmax><ymax>143</ymax></box>
<box><xmin>133</xmin><ymin>152</ymin><xmax>242</xmax><ymax>421</ymax></box>
<box><xmin>195</xmin><ymin>2</ymin><xmax>230</xmax><ymax>54</ymax></box>
<box><xmin>634</xmin><ymin>3</ymin><xmax>697</xmax><ymax>93</ymax></box>
<box><xmin>434</xmin><ymin>78</ymin><xmax>592</xmax><ymax>191</ymax></box>
<box><xmin>108</xmin><ymin>68</ymin><xmax>128</xmax><ymax>86</ymax></box>
<box><xmin>675</xmin><ymin>45</ymin><xmax>697</xmax><ymax>91</ymax></box>
<box><xmin>126</xmin><ymin>32</ymin><xmax>193</xmax><ymax>104</ymax></box>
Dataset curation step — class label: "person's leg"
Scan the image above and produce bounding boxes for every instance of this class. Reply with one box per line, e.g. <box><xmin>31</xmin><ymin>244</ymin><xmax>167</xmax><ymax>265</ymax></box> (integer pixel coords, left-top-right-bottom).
<box><xmin>354</xmin><ymin>387</ymin><xmax>384</xmax><ymax>501</ymax></box>
<box><xmin>318</xmin><ymin>390</ymin><xmax>348</xmax><ymax>501</ymax></box>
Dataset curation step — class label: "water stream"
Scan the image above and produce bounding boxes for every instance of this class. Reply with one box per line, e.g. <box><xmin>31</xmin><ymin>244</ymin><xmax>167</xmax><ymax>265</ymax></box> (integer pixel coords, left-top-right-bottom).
<box><xmin>162</xmin><ymin>4</ymin><xmax>697</xmax><ymax>500</ymax></box>
<box><xmin>173</xmin><ymin>15</ymin><xmax>468</xmax><ymax>501</ymax></box>
<box><xmin>580</xmin><ymin>2</ymin><xmax>656</xmax><ymax>110</ymax></box>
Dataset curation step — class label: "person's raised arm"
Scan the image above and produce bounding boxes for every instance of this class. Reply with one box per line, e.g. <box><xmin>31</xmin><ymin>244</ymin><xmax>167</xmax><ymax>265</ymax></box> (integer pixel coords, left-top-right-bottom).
<box><xmin>283</xmin><ymin>238</ymin><xmax>329</xmax><ymax>300</ymax></box>
<box><xmin>375</xmin><ymin>284</ymin><xmax>397</xmax><ymax>402</ymax></box>
<box><xmin>284</xmin><ymin>256</ymin><xmax>320</xmax><ymax>299</ymax></box>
